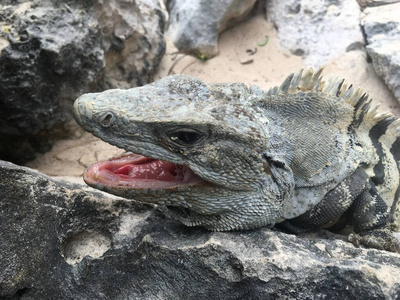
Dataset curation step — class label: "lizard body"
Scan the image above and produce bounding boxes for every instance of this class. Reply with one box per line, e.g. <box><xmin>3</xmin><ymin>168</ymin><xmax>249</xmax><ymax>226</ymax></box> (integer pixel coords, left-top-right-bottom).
<box><xmin>73</xmin><ymin>69</ymin><xmax>400</xmax><ymax>252</ymax></box>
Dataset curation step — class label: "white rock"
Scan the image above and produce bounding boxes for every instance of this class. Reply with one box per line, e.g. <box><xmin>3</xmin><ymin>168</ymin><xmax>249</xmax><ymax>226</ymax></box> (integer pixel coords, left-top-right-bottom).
<box><xmin>166</xmin><ymin>0</ymin><xmax>257</xmax><ymax>58</ymax></box>
<box><xmin>361</xmin><ymin>2</ymin><xmax>400</xmax><ymax>102</ymax></box>
<box><xmin>266</xmin><ymin>0</ymin><xmax>364</xmax><ymax>67</ymax></box>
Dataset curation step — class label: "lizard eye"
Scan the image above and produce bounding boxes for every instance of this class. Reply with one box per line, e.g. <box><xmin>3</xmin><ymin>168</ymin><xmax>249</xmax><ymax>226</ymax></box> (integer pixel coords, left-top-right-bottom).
<box><xmin>166</xmin><ymin>128</ymin><xmax>206</xmax><ymax>146</ymax></box>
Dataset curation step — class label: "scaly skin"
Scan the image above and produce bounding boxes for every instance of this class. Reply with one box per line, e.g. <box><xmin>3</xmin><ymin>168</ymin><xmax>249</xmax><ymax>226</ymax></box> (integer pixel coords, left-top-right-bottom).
<box><xmin>73</xmin><ymin>68</ymin><xmax>400</xmax><ymax>252</ymax></box>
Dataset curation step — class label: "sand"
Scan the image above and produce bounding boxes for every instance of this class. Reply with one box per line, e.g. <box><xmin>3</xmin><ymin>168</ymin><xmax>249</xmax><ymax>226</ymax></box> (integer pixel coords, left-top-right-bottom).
<box><xmin>27</xmin><ymin>14</ymin><xmax>400</xmax><ymax>180</ymax></box>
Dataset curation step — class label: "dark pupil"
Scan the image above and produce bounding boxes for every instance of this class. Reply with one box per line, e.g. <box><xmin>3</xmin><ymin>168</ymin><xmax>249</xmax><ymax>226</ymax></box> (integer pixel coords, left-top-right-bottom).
<box><xmin>173</xmin><ymin>131</ymin><xmax>199</xmax><ymax>144</ymax></box>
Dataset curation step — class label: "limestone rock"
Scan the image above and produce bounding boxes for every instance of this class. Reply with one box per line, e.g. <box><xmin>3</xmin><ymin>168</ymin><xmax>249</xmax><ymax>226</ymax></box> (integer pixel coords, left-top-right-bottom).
<box><xmin>361</xmin><ymin>2</ymin><xmax>400</xmax><ymax>102</ymax></box>
<box><xmin>0</xmin><ymin>0</ymin><xmax>165</xmax><ymax>164</ymax></box>
<box><xmin>1</xmin><ymin>160</ymin><xmax>400</xmax><ymax>299</ymax></box>
<box><xmin>0</xmin><ymin>2</ymin><xmax>104</xmax><ymax>163</ymax></box>
<box><xmin>266</xmin><ymin>0</ymin><xmax>364</xmax><ymax>67</ymax></box>
<box><xmin>166</xmin><ymin>0</ymin><xmax>257</xmax><ymax>58</ymax></box>
<box><xmin>358</xmin><ymin>0</ymin><xmax>400</xmax><ymax>8</ymax></box>
<box><xmin>94</xmin><ymin>0</ymin><xmax>166</xmax><ymax>89</ymax></box>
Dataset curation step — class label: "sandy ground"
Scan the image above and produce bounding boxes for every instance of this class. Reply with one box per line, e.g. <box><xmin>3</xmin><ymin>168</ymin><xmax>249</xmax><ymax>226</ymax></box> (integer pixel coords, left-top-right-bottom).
<box><xmin>27</xmin><ymin>14</ymin><xmax>400</xmax><ymax>181</ymax></box>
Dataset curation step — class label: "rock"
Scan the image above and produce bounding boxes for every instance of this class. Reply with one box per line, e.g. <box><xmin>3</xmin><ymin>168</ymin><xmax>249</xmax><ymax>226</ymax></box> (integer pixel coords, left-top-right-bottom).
<box><xmin>361</xmin><ymin>3</ymin><xmax>400</xmax><ymax>102</ymax></box>
<box><xmin>1</xmin><ymin>161</ymin><xmax>400</xmax><ymax>299</ymax></box>
<box><xmin>266</xmin><ymin>0</ymin><xmax>364</xmax><ymax>67</ymax></box>
<box><xmin>166</xmin><ymin>0</ymin><xmax>257</xmax><ymax>58</ymax></box>
<box><xmin>0</xmin><ymin>2</ymin><xmax>104</xmax><ymax>163</ymax></box>
<box><xmin>358</xmin><ymin>0</ymin><xmax>400</xmax><ymax>8</ymax></box>
<box><xmin>94</xmin><ymin>0</ymin><xmax>166</xmax><ymax>89</ymax></box>
<box><xmin>0</xmin><ymin>0</ymin><xmax>165</xmax><ymax>164</ymax></box>
<box><xmin>0</xmin><ymin>160</ymin><xmax>158</xmax><ymax>298</ymax></box>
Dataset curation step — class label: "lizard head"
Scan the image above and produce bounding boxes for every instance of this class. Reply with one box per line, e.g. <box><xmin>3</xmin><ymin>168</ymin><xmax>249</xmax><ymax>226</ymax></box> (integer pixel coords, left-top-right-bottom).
<box><xmin>73</xmin><ymin>75</ymin><xmax>293</xmax><ymax>230</ymax></box>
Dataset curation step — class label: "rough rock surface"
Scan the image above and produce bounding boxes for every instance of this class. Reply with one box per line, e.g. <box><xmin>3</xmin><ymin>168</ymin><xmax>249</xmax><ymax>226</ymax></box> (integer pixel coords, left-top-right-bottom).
<box><xmin>266</xmin><ymin>0</ymin><xmax>364</xmax><ymax>67</ymax></box>
<box><xmin>0</xmin><ymin>0</ymin><xmax>165</xmax><ymax>164</ymax></box>
<box><xmin>359</xmin><ymin>0</ymin><xmax>400</xmax><ymax>8</ymax></box>
<box><xmin>361</xmin><ymin>2</ymin><xmax>400</xmax><ymax>102</ymax></box>
<box><xmin>94</xmin><ymin>0</ymin><xmax>166</xmax><ymax>89</ymax></box>
<box><xmin>0</xmin><ymin>2</ymin><xmax>104</xmax><ymax>163</ymax></box>
<box><xmin>1</xmin><ymin>160</ymin><xmax>400</xmax><ymax>299</ymax></box>
<box><xmin>166</xmin><ymin>0</ymin><xmax>257</xmax><ymax>58</ymax></box>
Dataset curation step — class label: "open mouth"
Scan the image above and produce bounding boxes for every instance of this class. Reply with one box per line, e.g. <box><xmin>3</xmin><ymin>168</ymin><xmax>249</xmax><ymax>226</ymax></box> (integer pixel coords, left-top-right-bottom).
<box><xmin>83</xmin><ymin>153</ymin><xmax>205</xmax><ymax>189</ymax></box>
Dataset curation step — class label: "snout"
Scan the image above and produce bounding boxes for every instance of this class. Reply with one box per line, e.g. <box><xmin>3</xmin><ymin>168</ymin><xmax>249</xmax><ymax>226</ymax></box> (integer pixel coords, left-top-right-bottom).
<box><xmin>72</xmin><ymin>97</ymin><xmax>83</xmax><ymax>126</ymax></box>
<box><xmin>73</xmin><ymin>93</ymin><xmax>96</xmax><ymax>127</ymax></box>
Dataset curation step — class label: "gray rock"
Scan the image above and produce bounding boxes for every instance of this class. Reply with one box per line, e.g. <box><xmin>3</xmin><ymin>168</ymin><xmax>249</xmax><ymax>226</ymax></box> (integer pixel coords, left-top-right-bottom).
<box><xmin>266</xmin><ymin>0</ymin><xmax>364</xmax><ymax>67</ymax></box>
<box><xmin>0</xmin><ymin>0</ymin><xmax>165</xmax><ymax>164</ymax></box>
<box><xmin>166</xmin><ymin>0</ymin><xmax>257</xmax><ymax>58</ymax></box>
<box><xmin>0</xmin><ymin>2</ymin><xmax>104</xmax><ymax>163</ymax></box>
<box><xmin>94</xmin><ymin>0</ymin><xmax>166</xmax><ymax>89</ymax></box>
<box><xmin>1</xmin><ymin>160</ymin><xmax>400</xmax><ymax>299</ymax></box>
<box><xmin>361</xmin><ymin>3</ymin><xmax>400</xmax><ymax>102</ymax></box>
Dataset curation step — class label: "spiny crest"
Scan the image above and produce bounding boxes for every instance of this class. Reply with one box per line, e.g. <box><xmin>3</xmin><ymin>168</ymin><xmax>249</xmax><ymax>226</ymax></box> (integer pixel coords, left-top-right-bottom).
<box><xmin>271</xmin><ymin>68</ymin><xmax>400</xmax><ymax>136</ymax></box>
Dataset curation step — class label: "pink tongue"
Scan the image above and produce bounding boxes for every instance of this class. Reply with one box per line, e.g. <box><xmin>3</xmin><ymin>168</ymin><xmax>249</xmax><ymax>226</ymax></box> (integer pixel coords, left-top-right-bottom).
<box><xmin>113</xmin><ymin>160</ymin><xmax>182</xmax><ymax>181</ymax></box>
<box><xmin>84</xmin><ymin>153</ymin><xmax>205</xmax><ymax>189</ymax></box>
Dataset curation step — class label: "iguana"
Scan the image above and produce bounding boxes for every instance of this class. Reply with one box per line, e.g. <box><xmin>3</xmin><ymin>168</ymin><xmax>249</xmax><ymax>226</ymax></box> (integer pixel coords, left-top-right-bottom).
<box><xmin>73</xmin><ymin>68</ymin><xmax>400</xmax><ymax>252</ymax></box>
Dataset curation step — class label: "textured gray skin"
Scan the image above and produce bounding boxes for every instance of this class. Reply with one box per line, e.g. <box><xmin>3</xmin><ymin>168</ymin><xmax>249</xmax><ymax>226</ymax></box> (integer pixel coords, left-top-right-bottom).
<box><xmin>73</xmin><ymin>69</ymin><xmax>400</xmax><ymax>251</ymax></box>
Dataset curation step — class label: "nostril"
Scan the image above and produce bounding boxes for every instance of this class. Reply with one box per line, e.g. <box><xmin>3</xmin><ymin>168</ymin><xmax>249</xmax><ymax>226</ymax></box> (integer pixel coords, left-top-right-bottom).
<box><xmin>99</xmin><ymin>112</ymin><xmax>115</xmax><ymax>127</ymax></box>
